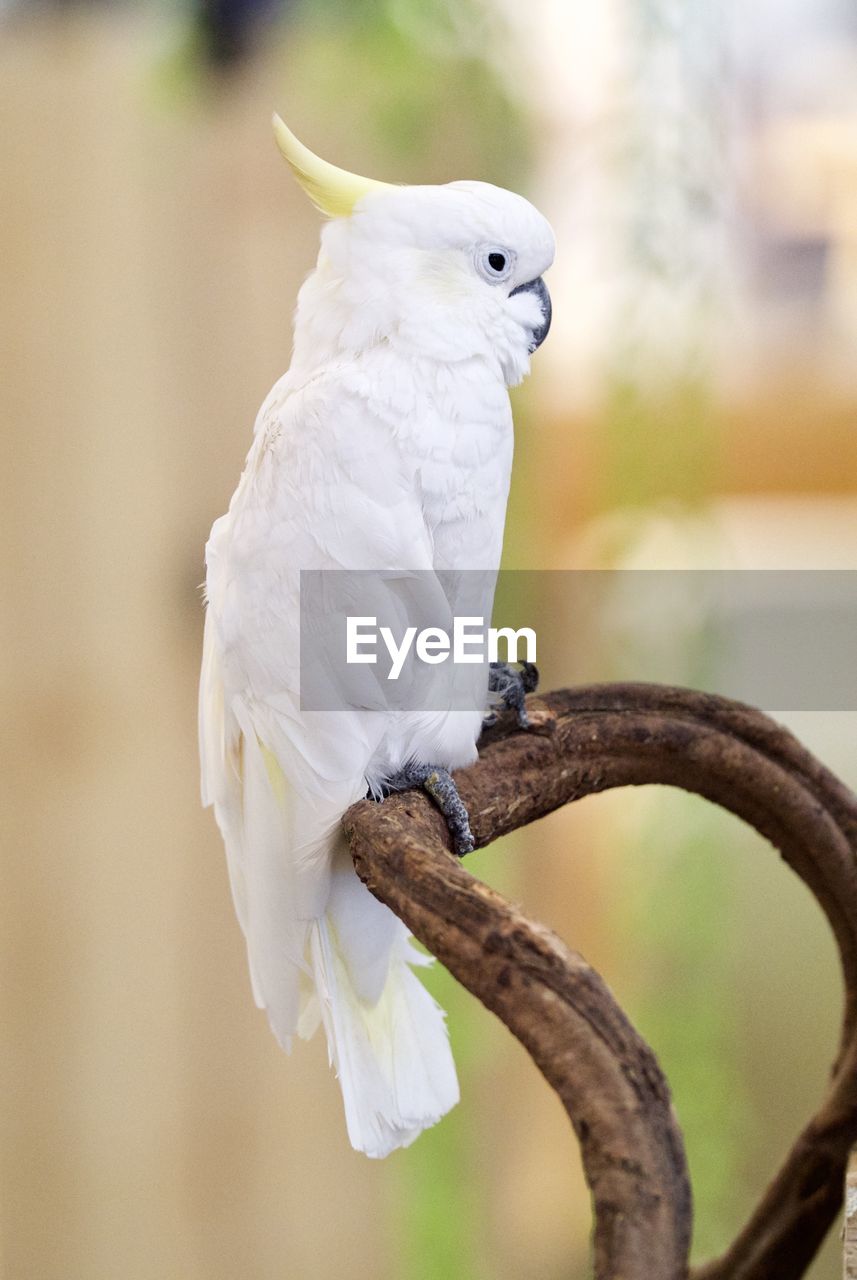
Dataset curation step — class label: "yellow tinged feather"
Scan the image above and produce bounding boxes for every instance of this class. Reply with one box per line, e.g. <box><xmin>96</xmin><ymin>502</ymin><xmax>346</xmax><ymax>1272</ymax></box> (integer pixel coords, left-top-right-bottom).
<box><xmin>260</xmin><ymin>742</ymin><xmax>287</xmax><ymax>806</ymax></box>
<box><xmin>271</xmin><ymin>114</ymin><xmax>397</xmax><ymax>218</ymax></box>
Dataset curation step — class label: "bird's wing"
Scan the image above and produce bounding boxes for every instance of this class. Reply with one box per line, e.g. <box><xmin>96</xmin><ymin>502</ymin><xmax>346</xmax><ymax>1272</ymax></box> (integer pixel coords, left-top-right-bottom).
<box><xmin>199</xmin><ymin>370</ymin><xmax>453</xmax><ymax>1039</ymax></box>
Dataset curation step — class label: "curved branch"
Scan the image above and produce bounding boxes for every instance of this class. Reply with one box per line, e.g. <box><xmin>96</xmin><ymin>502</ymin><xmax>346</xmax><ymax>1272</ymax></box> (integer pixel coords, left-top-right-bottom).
<box><xmin>343</xmin><ymin>684</ymin><xmax>857</xmax><ymax>1280</ymax></box>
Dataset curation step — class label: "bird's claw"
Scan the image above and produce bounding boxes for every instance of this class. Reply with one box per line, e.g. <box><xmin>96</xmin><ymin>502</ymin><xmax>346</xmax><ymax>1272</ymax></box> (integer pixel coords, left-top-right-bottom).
<box><xmin>485</xmin><ymin>660</ymin><xmax>539</xmax><ymax>730</ymax></box>
<box><xmin>378</xmin><ymin>761</ymin><xmax>474</xmax><ymax>856</ymax></box>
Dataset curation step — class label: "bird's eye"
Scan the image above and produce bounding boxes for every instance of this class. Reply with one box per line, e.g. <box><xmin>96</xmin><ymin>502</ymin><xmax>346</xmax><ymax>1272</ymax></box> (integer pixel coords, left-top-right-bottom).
<box><xmin>476</xmin><ymin>245</ymin><xmax>515</xmax><ymax>283</ymax></box>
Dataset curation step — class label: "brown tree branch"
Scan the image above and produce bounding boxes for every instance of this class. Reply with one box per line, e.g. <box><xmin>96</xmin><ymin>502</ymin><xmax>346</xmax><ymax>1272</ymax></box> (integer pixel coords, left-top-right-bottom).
<box><xmin>845</xmin><ymin>1147</ymin><xmax>857</xmax><ymax>1280</ymax></box>
<box><xmin>343</xmin><ymin>684</ymin><xmax>857</xmax><ymax>1280</ymax></box>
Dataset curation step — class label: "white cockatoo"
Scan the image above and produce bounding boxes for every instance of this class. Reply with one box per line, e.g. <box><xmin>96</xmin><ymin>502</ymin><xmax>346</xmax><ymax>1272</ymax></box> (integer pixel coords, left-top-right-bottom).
<box><xmin>199</xmin><ymin>116</ymin><xmax>554</xmax><ymax>1158</ymax></box>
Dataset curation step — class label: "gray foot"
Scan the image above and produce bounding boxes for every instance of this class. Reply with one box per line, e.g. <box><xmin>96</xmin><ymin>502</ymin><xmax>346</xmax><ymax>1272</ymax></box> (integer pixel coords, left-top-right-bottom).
<box><xmin>380</xmin><ymin>761</ymin><xmax>474</xmax><ymax>856</ymax></box>
<box><xmin>484</xmin><ymin>660</ymin><xmax>539</xmax><ymax>729</ymax></box>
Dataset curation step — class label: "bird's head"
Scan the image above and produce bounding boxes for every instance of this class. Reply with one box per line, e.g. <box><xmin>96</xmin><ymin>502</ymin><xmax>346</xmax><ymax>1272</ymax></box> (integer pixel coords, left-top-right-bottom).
<box><xmin>274</xmin><ymin>116</ymin><xmax>554</xmax><ymax>387</ymax></box>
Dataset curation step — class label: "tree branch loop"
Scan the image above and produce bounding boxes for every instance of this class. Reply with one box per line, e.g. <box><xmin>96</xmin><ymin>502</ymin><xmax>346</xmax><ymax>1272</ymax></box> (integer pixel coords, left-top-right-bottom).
<box><xmin>343</xmin><ymin>684</ymin><xmax>857</xmax><ymax>1280</ymax></box>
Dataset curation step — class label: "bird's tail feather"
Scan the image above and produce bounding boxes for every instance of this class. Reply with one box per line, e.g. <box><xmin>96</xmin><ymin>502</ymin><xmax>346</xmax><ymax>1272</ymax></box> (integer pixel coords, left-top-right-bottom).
<box><xmin>307</xmin><ymin>849</ymin><xmax>460</xmax><ymax>1158</ymax></box>
<box><xmin>202</xmin><ymin>661</ymin><xmax>459</xmax><ymax>1156</ymax></box>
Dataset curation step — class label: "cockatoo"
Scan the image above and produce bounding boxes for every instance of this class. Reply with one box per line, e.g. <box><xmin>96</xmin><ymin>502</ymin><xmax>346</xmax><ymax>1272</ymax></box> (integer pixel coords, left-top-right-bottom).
<box><xmin>199</xmin><ymin>116</ymin><xmax>554</xmax><ymax>1157</ymax></box>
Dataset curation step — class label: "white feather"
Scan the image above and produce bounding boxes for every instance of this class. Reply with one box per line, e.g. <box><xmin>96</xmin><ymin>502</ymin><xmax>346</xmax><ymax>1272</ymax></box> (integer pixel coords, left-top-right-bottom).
<box><xmin>200</xmin><ymin>177</ymin><xmax>554</xmax><ymax>1154</ymax></box>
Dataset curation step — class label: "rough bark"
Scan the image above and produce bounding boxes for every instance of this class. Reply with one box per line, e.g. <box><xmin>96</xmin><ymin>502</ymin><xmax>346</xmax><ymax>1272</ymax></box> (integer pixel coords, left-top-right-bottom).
<box><xmin>343</xmin><ymin>684</ymin><xmax>857</xmax><ymax>1280</ymax></box>
<box><xmin>845</xmin><ymin>1147</ymin><xmax>857</xmax><ymax>1280</ymax></box>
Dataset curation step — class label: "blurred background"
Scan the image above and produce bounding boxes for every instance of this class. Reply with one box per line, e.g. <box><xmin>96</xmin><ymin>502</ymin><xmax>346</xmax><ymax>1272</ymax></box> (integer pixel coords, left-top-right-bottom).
<box><xmin>2</xmin><ymin>0</ymin><xmax>856</xmax><ymax>1276</ymax></box>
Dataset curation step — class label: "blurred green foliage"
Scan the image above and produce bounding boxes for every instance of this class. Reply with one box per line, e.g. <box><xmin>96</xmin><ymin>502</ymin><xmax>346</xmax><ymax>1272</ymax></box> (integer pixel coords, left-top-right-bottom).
<box><xmin>616</xmin><ymin>795</ymin><xmax>752</xmax><ymax>1259</ymax></box>
<box><xmin>157</xmin><ymin>0</ymin><xmax>530</xmax><ymax>189</ymax></box>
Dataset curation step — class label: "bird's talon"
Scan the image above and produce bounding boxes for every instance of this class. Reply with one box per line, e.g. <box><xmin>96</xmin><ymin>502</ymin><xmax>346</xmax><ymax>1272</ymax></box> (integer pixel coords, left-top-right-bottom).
<box><xmin>380</xmin><ymin>761</ymin><xmax>474</xmax><ymax>857</ymax></box>
<box><xmin>487</xmin><ymin>660</ymin><xmax>539</xmax><ymax>729</ymax></box>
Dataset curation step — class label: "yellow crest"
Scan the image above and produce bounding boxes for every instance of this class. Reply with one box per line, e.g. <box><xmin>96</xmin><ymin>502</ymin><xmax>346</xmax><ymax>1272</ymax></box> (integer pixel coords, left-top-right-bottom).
<box><xmin>272</xmin><ymin>115</ymin><xmax>396</xmax><ymax>218</ymax></box>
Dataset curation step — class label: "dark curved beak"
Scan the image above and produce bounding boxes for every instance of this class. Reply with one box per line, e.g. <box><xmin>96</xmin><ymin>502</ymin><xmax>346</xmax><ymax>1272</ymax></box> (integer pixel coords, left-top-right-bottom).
<box><xmin>510</xmin><ymin>276</ymin><xmax>552</xmax><ymax>352</ymax></box>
